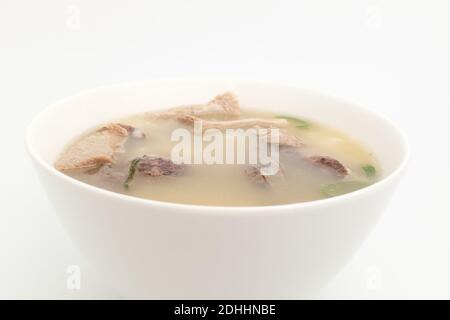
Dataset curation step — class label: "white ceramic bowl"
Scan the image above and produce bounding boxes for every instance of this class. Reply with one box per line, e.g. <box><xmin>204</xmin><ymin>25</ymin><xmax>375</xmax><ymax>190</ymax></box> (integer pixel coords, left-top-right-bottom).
<box><xmin>26</xmin><ymin>79</ymin><xmax>409</xmax><ymax>299</ymax></box>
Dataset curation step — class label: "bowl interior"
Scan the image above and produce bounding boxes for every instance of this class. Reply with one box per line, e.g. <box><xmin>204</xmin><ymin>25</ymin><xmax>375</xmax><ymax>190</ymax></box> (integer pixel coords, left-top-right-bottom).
<box><xmin>27</xmin><ymin>79</ymin><xmax>408</xmax><ymax>181</ymax></box>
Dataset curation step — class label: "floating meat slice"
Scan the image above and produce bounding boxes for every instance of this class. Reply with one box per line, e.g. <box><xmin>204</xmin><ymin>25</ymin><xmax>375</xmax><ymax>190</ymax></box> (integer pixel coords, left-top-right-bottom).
<box><xmin>308</xmin><ymin>156</ymin><xmax>349</xmax><ymax>177</ymax></box>
<box><xmin>136</xmin><ymin>155</ymin><xmax>184</xmax><ymax>176</ymax></box>
<box><xmin>276</xmin><ymin>132</ymin><xmax>303</xmax><ymax>148</ymax></box>
<box><xmin>279</xmin><ymin>149</ymin><xmax>349</xmax><ymax>177</ymax></box>
<box><xmin>207</xmin><ymin>92</ymin><xmax>240</xmax><ymax>116</ymax></box>
<box><xmin>157</xmin><ymin>92</ymin><xmax>240</xmax><ymax>119</ymax></box>
<box><xmin>178</xmin><ymin>115</ymin><xmax>287</xmax><ymax>129</ymax></box>
<box><xmin>177</xmin><ymin>116</ymin><xmax>300</xmax><ymax>148</ymax></box>
<box><xmin>96</xmin><ymin>164</ymin><xmax>126</xmax><ymax>182</ymax></box>
<box><xmin>245</xmin><ymin>164</ymin><xmax>283</xmax><ymax>187</ymax></box>
<box><xmin>116</xmin><ymin>124</ymin><xmax>146</xmax><ymax>139</ymax></box>
<box><xmin>55</xmin><ymin>123</ymin><xmax>142</xmax><ymax>171</ymax></box>
<box><xmin>97</xmin><ymin>123</ymin><xmax>129</xmax><ymax>136</ymax></box>
<box><xmin>256</xmin><ymin>127</ymin><xmax>303</xmax><ymax>148</ymax></box>
<box><xmin>246</xmin><ymin>166</ymin><xmax>271</xmax><ymax>186</ymax></box>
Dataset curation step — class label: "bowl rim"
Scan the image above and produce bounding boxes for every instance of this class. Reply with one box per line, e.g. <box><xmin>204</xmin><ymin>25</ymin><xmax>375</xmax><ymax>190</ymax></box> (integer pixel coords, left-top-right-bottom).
<box><xmin>25</xmin><ymin>77</ymin><xmax>410</xmax><ymax>215</ymax></box>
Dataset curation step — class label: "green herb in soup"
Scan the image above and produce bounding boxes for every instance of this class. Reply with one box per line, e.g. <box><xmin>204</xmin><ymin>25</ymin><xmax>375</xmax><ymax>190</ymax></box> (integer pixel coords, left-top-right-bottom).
<box><xmin>321</xmin><ymin>181</ymin><xmax>370</xmax><ymax>198</ymax></box>
<box><xmin>54</xmin><ymin>92</ymin><xmax>379</xmax><ymax>206</ymax></box>
<box><xmin>123</xmin><ymin>157</ymin><xmax>141</xmax><ymax>189</ymax></box>
<box><xmin>276</xmin><ymin>115</ymin><xmax>310</xmax><ymax>128</ymax></box>
<box><xmin>362</xmin><ymin>164</ymin><xmax>376</xmax><ymax>177</ymax></box>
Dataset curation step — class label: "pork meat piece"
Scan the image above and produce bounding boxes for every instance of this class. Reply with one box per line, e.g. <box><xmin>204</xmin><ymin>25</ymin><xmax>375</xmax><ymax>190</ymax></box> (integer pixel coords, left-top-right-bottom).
<box><xmin>136</xmin><ymin>155</ymin><xmax>184</xmax><ymax>176</ymax></box>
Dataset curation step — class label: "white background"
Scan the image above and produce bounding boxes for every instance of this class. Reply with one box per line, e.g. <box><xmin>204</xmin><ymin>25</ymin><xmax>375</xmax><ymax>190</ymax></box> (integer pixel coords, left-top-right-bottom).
<box><xmin>1</xmin><ymin>0</ymin><xmax>449</xmax><ymax>299</ymax></box>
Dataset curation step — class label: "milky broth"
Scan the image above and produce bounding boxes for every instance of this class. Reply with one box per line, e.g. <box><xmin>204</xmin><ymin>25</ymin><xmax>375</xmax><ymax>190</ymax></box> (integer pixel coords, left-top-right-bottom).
<box><xmin>63</xmin><ymin>107</ymin><xmax>379</xmax><ymax>206</ymax></box>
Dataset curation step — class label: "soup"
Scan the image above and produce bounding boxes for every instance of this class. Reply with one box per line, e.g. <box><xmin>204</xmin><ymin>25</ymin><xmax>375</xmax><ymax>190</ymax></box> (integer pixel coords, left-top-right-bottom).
<box><xmin>55</xmin><ymin>92</ymin><xmax>379</xmax><ymax>206</ymax></box>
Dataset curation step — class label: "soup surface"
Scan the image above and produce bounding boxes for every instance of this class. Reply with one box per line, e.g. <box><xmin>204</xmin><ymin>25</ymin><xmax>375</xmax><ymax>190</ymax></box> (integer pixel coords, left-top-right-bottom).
<box><xmin>55</xmin><ymin>92</ymin><xmax>379</xmax><ymax>206</ymax></box>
